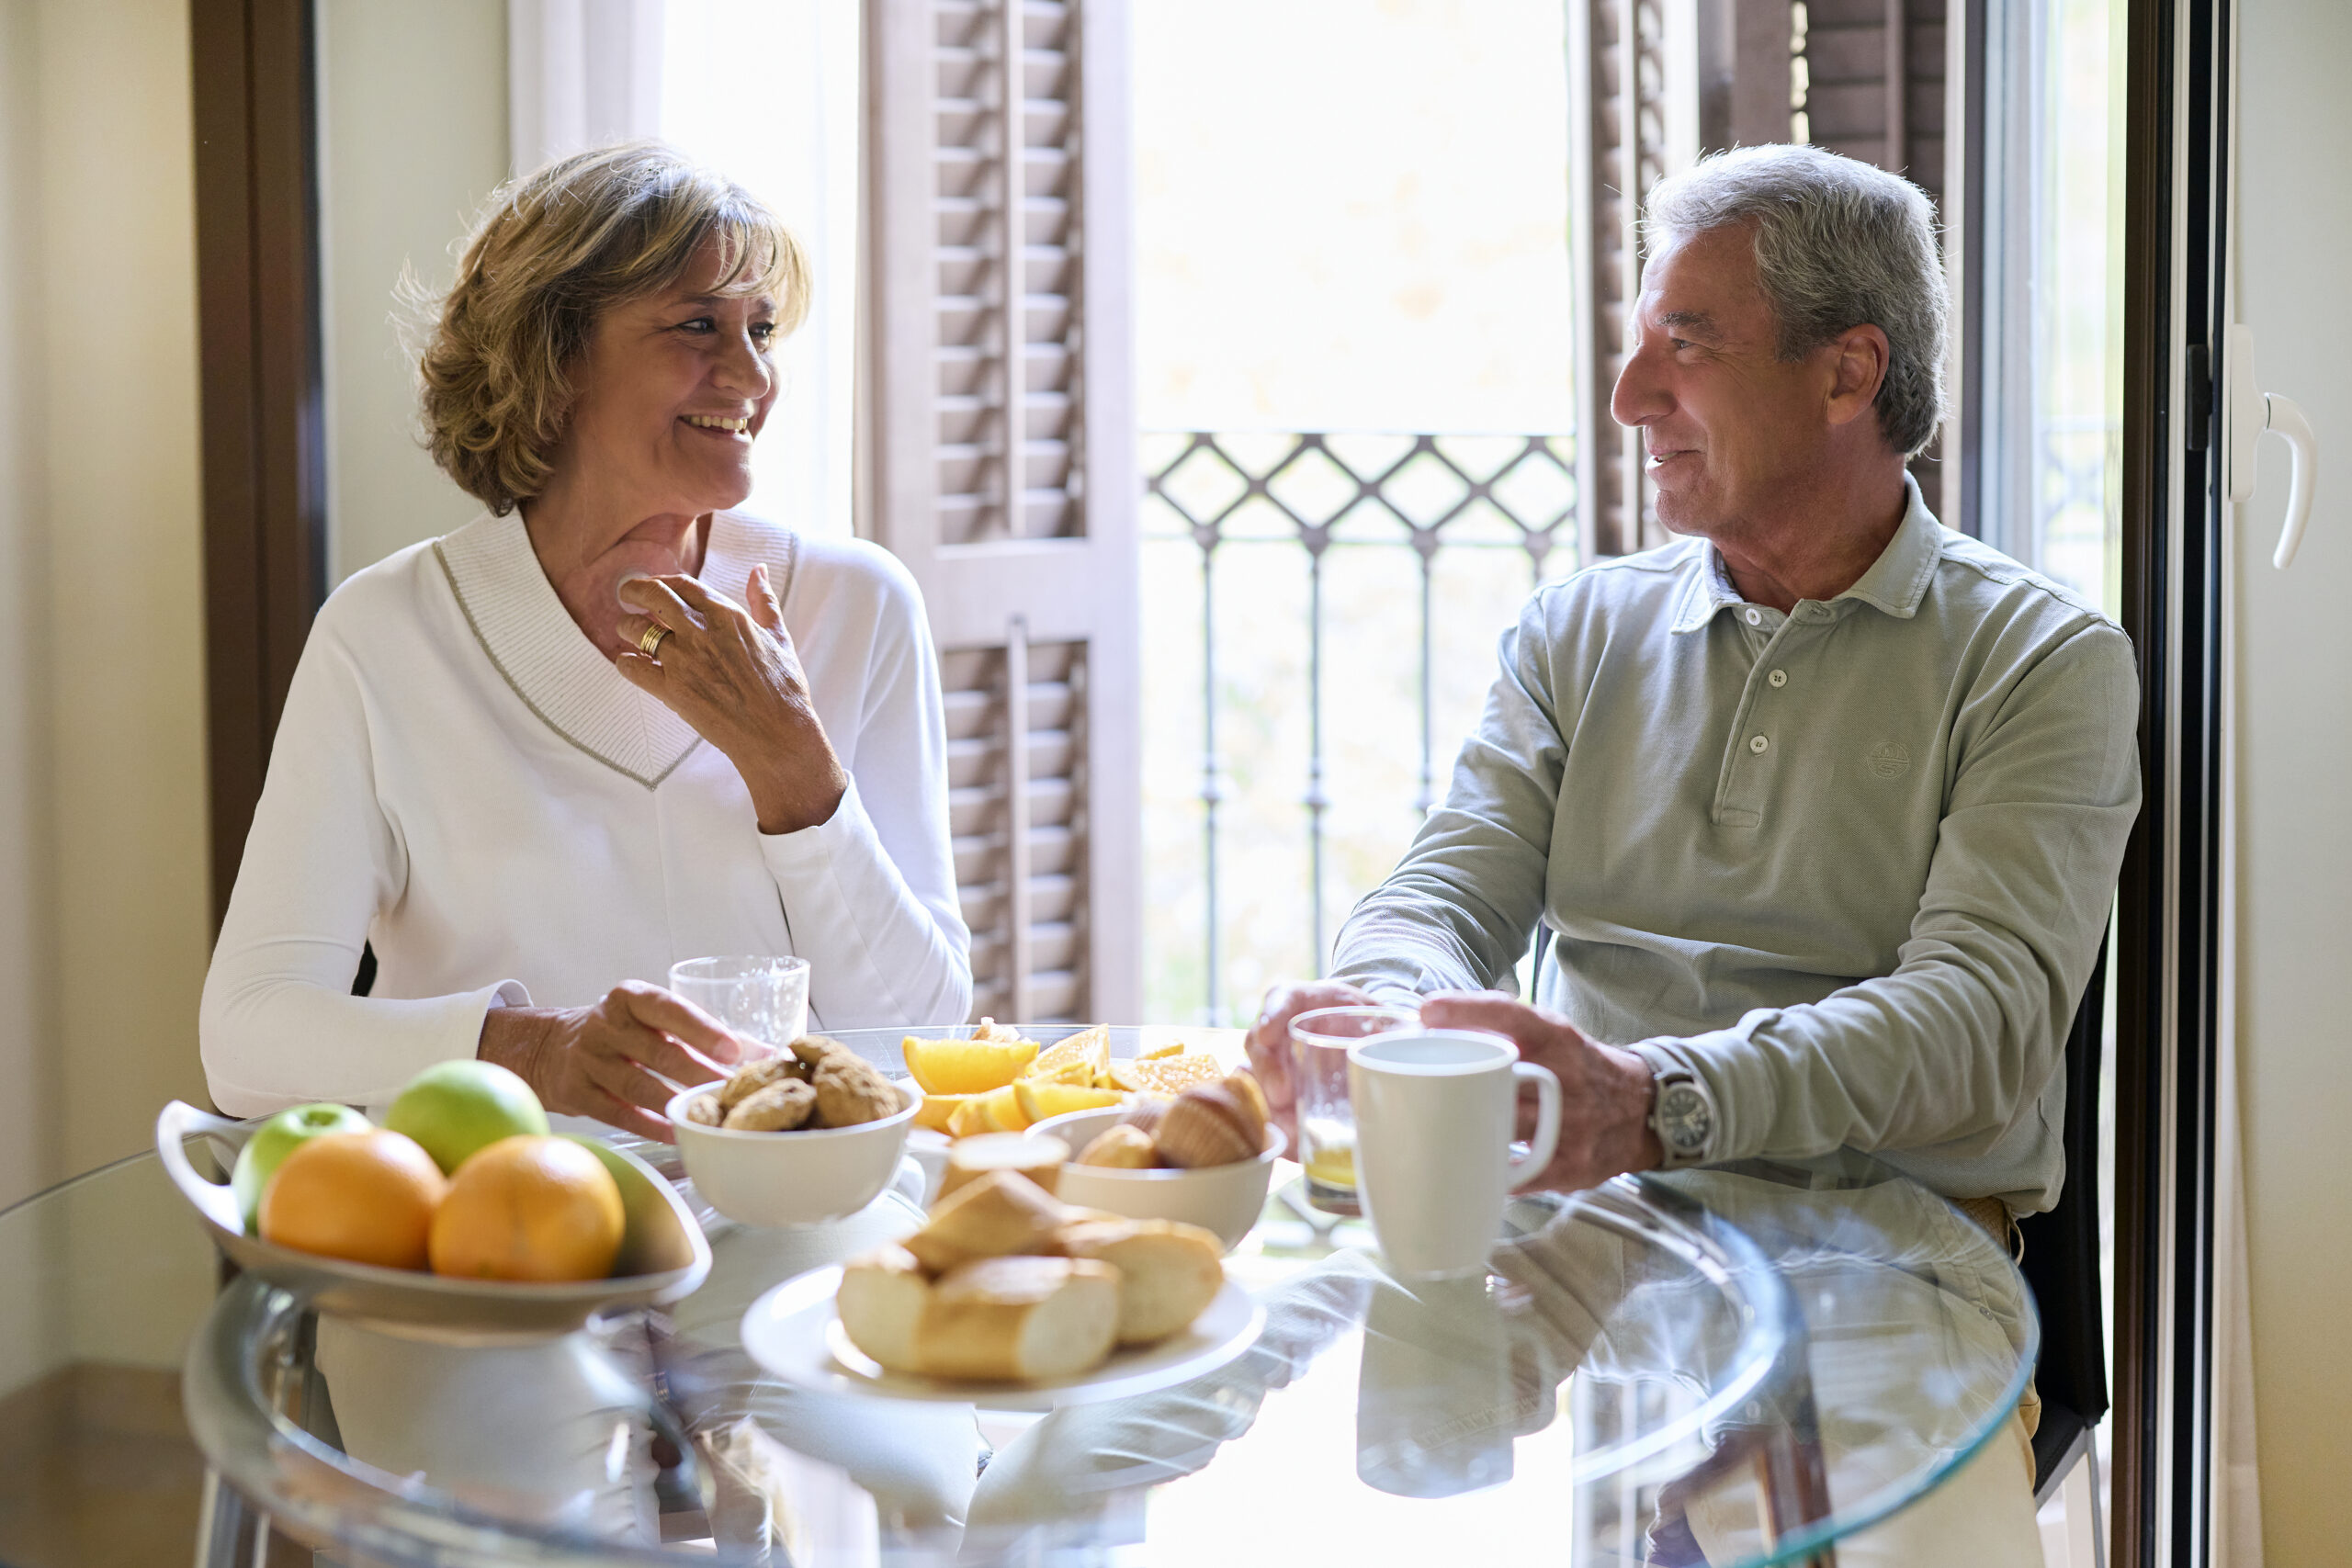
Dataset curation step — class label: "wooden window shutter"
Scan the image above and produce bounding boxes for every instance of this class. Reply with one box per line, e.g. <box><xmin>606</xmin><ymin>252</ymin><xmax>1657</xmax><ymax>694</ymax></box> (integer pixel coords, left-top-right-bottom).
<box><xmin>1791</xmin><ymin>0</ymin><xmax>1951</xmax><ymax>520</ymax></box>
<box><xmin>1568</xmin><ymin>0</ymin><xmax>1700</xmax><ymax>559</ymax></box>
<box><xmin>865</xmin><ymin>0</ymin><xmax>1141</xmax><ymax>1025</ymax></box>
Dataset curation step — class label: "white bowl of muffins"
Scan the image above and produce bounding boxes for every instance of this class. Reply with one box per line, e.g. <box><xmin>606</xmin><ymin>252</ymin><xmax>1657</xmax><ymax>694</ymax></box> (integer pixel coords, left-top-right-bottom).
<box><xmin>666</xmin><ymin>1036</ymin><xmax>921</xmax><ymax>1227</ymax></box>
<box><xmin>1025</xmin><ymin>1069</ymin><xmax>1285</xmax><ymax>1251</ymax></box>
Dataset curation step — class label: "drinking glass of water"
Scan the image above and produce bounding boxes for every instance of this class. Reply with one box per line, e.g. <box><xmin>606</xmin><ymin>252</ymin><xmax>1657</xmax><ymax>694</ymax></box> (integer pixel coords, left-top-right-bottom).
<box><xmin>668</xmin><ymin>955</ymin><xmax>810</xmax><ymax>1057</ymax></box>
<box><xmin>1289</xmin><ymin>1004</ymin><xmax>1418</xmax><ymax>1215</ymax></box>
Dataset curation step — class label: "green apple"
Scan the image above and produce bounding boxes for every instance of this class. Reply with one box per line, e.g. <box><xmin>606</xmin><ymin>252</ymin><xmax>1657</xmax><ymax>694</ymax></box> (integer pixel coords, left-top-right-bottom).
<box><xmin>385</xmin><ymin>1059</ymin><xmax>549</xmax><ymax>1175</ymax></box>
<box><xmin>232</xmin><ymin>1103</ymin><xmax>372</xmax><ymax>1231</ymax></box>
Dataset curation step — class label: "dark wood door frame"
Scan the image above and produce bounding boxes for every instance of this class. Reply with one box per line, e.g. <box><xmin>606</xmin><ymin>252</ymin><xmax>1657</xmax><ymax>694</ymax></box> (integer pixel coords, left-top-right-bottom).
<box><xmin>190</xmin><ymin>0</ymin><xmax>328</xmax><ymax>931</ymax></box>
<box><xmin>2112</xmin><ymin>0</ymin><xmax>2167</xmax><ymax>1540</ymax></box>
<box><xmin>2116</xmin><ymin>0</ymin><xmax>2232</xmax><ymax>1561</ymax></box>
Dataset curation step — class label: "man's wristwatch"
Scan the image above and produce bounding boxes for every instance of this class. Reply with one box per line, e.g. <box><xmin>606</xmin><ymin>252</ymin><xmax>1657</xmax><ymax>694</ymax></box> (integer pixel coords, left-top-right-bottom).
<box><xmin>1648</xmin><ymin>1067</ymin><xmax>1717</xmax><ymax>1169</ymax></box>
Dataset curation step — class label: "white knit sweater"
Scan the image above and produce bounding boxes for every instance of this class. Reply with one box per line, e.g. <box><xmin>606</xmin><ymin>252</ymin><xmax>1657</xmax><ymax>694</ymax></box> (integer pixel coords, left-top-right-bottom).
<box><xmin>199</xmin><ymin>509</ymin><xmax>972</xmax><ymax>1116</ymax></box>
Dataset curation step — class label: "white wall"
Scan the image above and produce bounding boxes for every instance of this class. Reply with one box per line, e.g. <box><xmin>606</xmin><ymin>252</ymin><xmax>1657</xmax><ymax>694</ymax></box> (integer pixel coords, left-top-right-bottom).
<box><xmin>2232</xmin><ymin>0</ymin><xmax>2352</xmax><ymax>1559</ymax></box>
<box><xmin>0</xmin><ymin>0</ymin><xmax>212</xmax><ymax>1213</ymax></box>
<box><xmin>39</xmin><ymin>0</ymin><xmax>213</xmax><ymax>1187</ymax></box>
<box><xmin>317</xmin><ymin>0</ymin><xmax>511</xmax><ymax>582</ymax></box>
<box><xmin>0</xmin><ymin>0</ymin><xmax>57</xmax><ymax>1216</ymax></box>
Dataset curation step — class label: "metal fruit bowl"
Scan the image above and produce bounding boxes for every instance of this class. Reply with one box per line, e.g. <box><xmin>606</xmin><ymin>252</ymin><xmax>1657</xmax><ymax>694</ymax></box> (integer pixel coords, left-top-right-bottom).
<box><xmin>155</xmin><ymin>1100</ymin><xmax>711</xmax><ymax>1341</ymax></box>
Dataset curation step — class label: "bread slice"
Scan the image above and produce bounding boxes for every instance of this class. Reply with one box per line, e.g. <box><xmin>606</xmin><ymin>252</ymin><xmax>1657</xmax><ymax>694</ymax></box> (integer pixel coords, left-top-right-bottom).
<box><xmin>835</xmin><ymin>1244</ymin><xmax>932</xmax><ymax>1374</ymax></box>
<box><xmin>937</xmin><ymin>1133</ymin><xmax>1069</xmax><ymax>1201</ymax></box>
<box><xmin>1053</xmin><ymin>1218</ymin><xmax>1226</xmax><ymax>1346</ymax></box>
<box><xmin>916</xmin><ymin>1256</ymin><xmax>1121</xmax><ymax>1381</ymax></box>
<box><xmin>903</xmin><ymin>1169</ymin><xmax>1069</xmax><ymax>1273</ymax></box>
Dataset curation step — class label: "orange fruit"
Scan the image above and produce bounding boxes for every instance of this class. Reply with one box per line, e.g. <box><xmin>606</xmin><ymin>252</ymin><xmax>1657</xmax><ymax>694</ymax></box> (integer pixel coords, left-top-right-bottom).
<box><xmin>260</xmin><ymin>1129</ymin><xmax>447</xmax><ymax>1271</ymax></box>
<box><xmin>915</xmin><ymin>1091</ymin><xmax>988</xmax><ymax>1133</ymax></box>
<box><xmin>945</xmin><ymin>1095</ymin><xmax>996</xmax><ymax>1139</ymax></box>
<box><xmin>1014</xmin><ymin>1079</ymin><xmax>1125</xmax><ymax>1123</ymax></box>
<box><xmin>900</xmin><ymin>1034</ymin><xmax>1038</xmax><ymax>1095</ymax></box>
<box><xmin>1023</xmin><ymin>1025</ymin><xmax>1111</xmax><ymax>1086</ymax></box>
<box><xmin>978</xmin><ymin>1082</ymin><xmax>1032</xmax><ymax>1132</ymax></box>
<box><xmin>1111</xmin><ymin>1054</ymin><xmax>1227</xmax><ymax>1096</ymax></box>
<box><xmin>429</xmin><ymin>1135</ymin><xmax>625</xmax><ymax>1282</ymax></box>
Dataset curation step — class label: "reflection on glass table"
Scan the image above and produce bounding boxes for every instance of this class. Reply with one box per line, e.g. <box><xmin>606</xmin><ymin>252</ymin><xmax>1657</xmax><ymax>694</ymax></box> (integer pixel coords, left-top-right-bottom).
<box><xmin>0</xmin><ymin>1026</ymin><xmax>2036</xmax><ymax>1568</ymax></box>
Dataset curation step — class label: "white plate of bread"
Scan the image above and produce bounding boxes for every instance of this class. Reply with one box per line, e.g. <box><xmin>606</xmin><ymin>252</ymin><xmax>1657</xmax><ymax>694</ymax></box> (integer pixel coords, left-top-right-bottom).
<box><xmin>740</xmin><ymin>1168</ymin><xmax>1265</xmax><ymax>1411</ymax></box>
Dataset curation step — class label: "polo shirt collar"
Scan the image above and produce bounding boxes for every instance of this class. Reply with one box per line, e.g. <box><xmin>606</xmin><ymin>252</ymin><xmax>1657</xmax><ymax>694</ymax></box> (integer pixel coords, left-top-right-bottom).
<box><xmin>1830</xmin><ymin>473</ymin><xmax>1942</xmax><ymax>621</ymax></box>
<box><xmin>1668</xmin><ymin>545</ymin><xmax>1748</xmax><ymax>634</ymax></box>
<box><xmin>1668</xmin><ymin>473</ymin><xmax>1943</xmax><ymax>633</ymax></box>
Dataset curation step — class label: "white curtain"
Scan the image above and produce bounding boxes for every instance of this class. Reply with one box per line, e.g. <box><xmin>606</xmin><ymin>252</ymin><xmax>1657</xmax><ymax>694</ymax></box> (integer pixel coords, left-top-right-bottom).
<box><xmin>502</xmin><ymin>0</ymin><xmax>859</xmax><ymax>539</ymax></box>
<box><xmin>662</xmin><ymin>0</ymin><xmax>862</xmax><ymax>540</ymax></box>
<box><xmin>507</xmin><ymin>0</ymin><xmax>667</xmax><ymax>177</ymax></box>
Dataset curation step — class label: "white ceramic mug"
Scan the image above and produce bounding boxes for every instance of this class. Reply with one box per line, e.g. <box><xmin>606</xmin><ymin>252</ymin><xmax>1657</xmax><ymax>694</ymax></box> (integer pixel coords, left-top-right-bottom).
<box><xmin>1348</xmin><ymin>1031</ymin><xmax>1563</xmax><ymax>1278</ymax></box>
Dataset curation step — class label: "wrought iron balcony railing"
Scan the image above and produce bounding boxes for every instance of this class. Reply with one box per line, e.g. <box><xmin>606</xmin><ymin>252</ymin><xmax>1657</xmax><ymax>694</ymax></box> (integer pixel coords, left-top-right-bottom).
<box><xmin>1143</xmin><ymin>431</ymin><xmax>1578</xmax><ymax>1023</ymax></box>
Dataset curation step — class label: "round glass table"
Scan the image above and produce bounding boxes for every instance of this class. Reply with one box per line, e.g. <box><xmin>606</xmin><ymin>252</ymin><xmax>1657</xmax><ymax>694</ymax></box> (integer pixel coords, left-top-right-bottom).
<box><xmin>0</xmin><ymin>1028</ymin><xmax>2037</xmax><ymax>1567</ymax></box>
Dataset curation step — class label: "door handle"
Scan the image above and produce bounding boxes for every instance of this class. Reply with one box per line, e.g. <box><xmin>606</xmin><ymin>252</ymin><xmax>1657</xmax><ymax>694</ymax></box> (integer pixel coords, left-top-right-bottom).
<box><xmin>2224</xmin><ymin>323</ymin><xmax>2322</xmax><ymax>568</ymax></box>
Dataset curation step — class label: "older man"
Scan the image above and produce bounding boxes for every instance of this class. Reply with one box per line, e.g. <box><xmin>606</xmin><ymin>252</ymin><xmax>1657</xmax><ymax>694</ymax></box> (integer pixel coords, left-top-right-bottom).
<box><xmin>1246</xmin><ymin>144</ymin><xmax>2137</xmax><ymax>1556</ymax></box>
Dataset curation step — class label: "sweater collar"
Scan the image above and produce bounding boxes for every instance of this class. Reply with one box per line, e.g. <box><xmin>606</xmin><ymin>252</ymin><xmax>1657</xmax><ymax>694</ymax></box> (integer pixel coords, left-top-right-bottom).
<box><xmin>434</xmin><ymin>510</ymin><xmax>785</xmax><ymax>787</ymax></box>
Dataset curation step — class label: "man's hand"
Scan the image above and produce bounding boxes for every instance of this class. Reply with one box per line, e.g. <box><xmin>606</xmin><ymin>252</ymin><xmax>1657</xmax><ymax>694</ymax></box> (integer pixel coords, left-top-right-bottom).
<box><xmin>1419</xmin><ymin>991</ymin><xmax>1664</xmax><ymax>1191</ymax></box>
<box><xmin>1243</xmin><ymin>979</ymin><xmax>1378</xmax><ymax>1145</ymax></box>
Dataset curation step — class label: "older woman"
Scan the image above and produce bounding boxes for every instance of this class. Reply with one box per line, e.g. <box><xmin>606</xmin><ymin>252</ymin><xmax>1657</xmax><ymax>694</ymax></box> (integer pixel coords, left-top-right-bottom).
<box><xmin>200</xmin><ymin>143</ymin><xmax>971</xmax><ymax>1136</ymax></box>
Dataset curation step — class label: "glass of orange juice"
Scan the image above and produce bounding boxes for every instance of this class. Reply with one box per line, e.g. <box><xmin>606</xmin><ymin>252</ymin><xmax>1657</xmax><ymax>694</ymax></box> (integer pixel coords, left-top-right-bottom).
<box><xmin>1290</xmin><ymin>1004</ymin><xmax>1418</xmax><ymax>1215</ymax></box>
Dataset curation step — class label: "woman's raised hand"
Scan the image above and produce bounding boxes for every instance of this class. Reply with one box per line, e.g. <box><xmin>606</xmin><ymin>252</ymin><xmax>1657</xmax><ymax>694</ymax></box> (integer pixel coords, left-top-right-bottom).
<box><xmin>478</xmin><ymin>982</ymin><xmax>744</xmax><ymax>1142</ymax></box>
<box><xmin>613</xmin><ymin>562</ymin><xmax>850</xmax><ymax>835</ymax></box>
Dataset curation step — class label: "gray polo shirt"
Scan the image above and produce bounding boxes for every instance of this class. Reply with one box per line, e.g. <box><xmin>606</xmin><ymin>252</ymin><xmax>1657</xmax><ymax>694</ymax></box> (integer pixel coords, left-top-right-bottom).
<box><xmin>1331</xmin><ymin>478</ymin><xmax>2140</xmax><ymax>1210</ymax></box>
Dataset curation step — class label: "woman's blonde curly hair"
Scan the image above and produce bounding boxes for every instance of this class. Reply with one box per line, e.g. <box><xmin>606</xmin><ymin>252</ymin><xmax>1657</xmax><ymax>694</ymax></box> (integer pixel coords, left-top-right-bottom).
<box><xmin>416</xmin><ymin>142</ymin><xmax>810</xmax><ymax>514</ymax></box>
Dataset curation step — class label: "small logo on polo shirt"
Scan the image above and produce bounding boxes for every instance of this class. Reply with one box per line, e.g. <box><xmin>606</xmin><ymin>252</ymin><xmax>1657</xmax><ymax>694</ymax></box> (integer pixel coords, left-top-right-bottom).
<box><xmin>1867</xmin><ymin>740</ymin><xmax>1912</xmax><ymax>779</ymax></box>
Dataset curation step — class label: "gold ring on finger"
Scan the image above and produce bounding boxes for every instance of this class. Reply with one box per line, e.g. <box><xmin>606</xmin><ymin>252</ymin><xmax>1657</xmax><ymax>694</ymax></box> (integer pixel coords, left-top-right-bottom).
<box><xmin>638</xmin><ymin>624</ymin><xmax>671</xmax><ymax>657</ymax></box>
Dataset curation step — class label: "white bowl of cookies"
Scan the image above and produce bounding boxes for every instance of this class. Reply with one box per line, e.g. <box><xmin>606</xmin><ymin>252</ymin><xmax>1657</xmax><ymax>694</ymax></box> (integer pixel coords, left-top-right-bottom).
<box><xmin>1026</xmin><ymin>1070</ymin><xmax>1286</xmax><ymax>1252</ymax></box>
<box><xmin>666</xmin><ymin>1036</ymin><xmax>921</xmax><ymax>1227</ymax></box>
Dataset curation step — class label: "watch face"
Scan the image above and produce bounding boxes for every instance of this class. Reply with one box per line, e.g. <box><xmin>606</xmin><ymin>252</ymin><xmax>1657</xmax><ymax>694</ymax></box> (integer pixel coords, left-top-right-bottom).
<box><xmin>1658</xmin><ymin>1082</ymin><xmax>1712</xmax><ymax>1155</ymax></box>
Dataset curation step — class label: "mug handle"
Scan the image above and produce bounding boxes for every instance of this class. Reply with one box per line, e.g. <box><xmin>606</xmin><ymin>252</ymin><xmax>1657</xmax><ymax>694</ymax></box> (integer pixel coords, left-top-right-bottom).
<box><xmin>1506</xmin><ymin>1063</ymin><xmax>1562</xmax><ymax>1190</ymax></box>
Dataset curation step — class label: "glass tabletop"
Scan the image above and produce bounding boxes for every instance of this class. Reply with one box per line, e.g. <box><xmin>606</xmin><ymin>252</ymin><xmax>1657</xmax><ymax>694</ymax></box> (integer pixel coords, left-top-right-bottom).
<box><xmin>0</xmin><ymin>1026</ymin><xmax>2036</xmax><ymax>1568</ymax></box>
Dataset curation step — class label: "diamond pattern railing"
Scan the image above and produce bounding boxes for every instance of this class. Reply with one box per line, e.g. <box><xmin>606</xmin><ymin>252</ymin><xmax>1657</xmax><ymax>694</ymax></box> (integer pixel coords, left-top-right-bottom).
<box><xmin>1143</xmin><ymin>431</ymin><xmax>1577</xmax><ymax>1023</ymax></box>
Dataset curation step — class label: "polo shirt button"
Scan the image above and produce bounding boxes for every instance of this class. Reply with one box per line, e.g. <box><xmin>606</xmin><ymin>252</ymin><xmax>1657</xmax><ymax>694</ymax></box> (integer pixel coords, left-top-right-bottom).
<box><xmin>1769</xmin><ymin>669</ymin><xmax>1788</xmax><ymax>688</ymax></box>
<box><xmin>1749</xmin><ymin>734</ymin><xmax>1770</xmax><ymax>754</ymax></box>
<box><xmin>1744</xmin><ymin>608</ymin><xmax>1762</xmax><ymax>626</ymax></box>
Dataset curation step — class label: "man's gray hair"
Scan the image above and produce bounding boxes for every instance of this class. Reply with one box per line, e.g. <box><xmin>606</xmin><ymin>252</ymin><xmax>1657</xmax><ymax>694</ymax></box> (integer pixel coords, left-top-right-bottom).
<box><xmin>1644</xmin><ymin>144</ymin><xmax>1948</xmax><ymax>456</ymax></box>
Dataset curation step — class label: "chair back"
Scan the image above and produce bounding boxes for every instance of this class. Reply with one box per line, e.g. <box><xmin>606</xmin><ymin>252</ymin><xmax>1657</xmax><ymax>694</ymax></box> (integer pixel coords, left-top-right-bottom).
<box><xmin>2017</xmin><ymin>934</ymin><xmax>2112</xmax><ymax>1493</ymax></box>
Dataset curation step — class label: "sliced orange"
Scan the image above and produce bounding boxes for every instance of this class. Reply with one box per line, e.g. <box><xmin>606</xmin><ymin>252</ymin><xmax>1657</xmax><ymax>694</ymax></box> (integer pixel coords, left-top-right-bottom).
<box><xmin>1015</xmin><ymin>1079</ymin><xmax>1125</xmax><ymax>1125</ymax></box>
<box><xmin>1110</xmin><ymin>1053</ymin><xmax>1227</xmax><ymax>1097</ymax></box>
<box><xmin>1023</xmin><ymin>1024</ymin><xmax>1111</xmax><ymax>1087</ymax></box>
<box><xmin>915</xmin><ymin>1091</ymin><xmax>988</xmax><ymax>1134</ymax></box>
<box><xmin>945</xmin><ymin>1096</ymin><xmax>997</xmax><ymax>1139</ymax></box>
<box><xmin>978</xmin><ymin>1082</ymin><xmax>1031</xmax><ymax>1133</ymax></box>
<box><xmin>901</xmin><ymin>1034</ymin><xmax>1038</xmax><ymax>1096</ymax></box>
